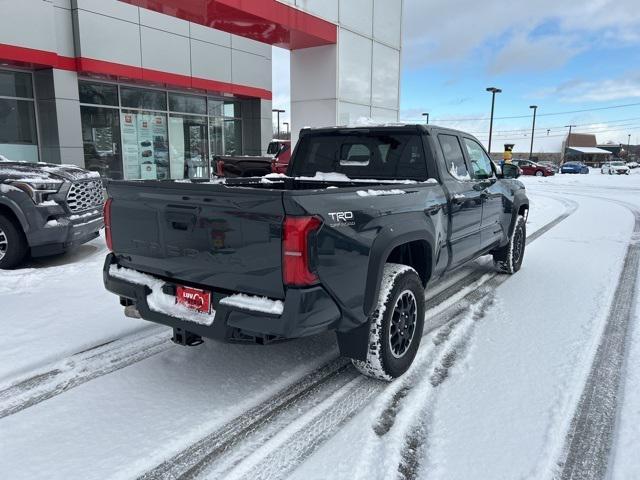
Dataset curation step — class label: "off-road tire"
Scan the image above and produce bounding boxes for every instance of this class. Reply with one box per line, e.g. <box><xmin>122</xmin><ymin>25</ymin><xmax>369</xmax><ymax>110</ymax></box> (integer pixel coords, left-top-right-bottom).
<box><xmin>0</xmin><ymin>213</ymin><xmax>28</xmax><ymax>269</ymax></box>
<box><xmin>352</xmin><ymin>263</ymin><xmax>425</xmax><ymax>381</ymax></box>
<box><xmin>493</xmin><ymin>215</ymin><xmax>526</xmax><ymax>274</ymax></box>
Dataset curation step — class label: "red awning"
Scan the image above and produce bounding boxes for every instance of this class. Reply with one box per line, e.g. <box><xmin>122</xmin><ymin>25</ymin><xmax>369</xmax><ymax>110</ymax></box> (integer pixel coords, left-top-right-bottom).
<box><xmin>119</xmin><ymin>0</ymin><xmax>337</xmax><ymax>50</ymax></box>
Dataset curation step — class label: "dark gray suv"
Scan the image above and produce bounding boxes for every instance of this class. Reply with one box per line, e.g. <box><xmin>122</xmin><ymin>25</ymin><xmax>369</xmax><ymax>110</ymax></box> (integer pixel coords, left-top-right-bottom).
<box><xmin>0</xmin><ymin>158</ymin><xmax>104</xmax><ymax>268</ymax></box>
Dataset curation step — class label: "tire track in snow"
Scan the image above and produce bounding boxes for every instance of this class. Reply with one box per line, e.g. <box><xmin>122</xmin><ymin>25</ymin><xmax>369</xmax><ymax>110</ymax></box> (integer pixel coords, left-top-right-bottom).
<box><xmin>130</xmin><ymin>195</ymin><xmax>578</xmax><ymax>480</ymax></box>
<box><xmin>0</xmin><ymin>326</ymin><xmax>170</xmax><ymax>419</ymax></box>
<box><xmin>553</xmin><ymin>197</ymin><xmax>640</xmax><ymax>480</ymax></box>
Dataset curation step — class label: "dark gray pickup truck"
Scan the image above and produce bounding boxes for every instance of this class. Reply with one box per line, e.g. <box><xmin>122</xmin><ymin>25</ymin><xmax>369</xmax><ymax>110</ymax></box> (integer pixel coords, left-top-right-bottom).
<box><xmin>103</xmin><ymin>125</ymin><xmax>528</xmax><ymax>380</ymax></box>
<box><xmin>0</xmin><ymin>160</ymin><xmax>104</xmax><ymax>268</ymax></box>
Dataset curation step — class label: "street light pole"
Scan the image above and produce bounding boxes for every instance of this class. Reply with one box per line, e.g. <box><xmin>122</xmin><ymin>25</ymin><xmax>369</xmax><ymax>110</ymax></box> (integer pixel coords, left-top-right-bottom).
<box><xmin>529</xmin><ymin>105</ymin><xmax>538</xmax><ymax>160</ymax></box>
<box><xmin>628</xmin><ymin>134</ymin><xmax>632</xmax><ymax>159</ymax></box>
<box><xmin>486</xmin><ymin>87</ymin><xmax>502</xmax><ymax>153</ymax></box>
<box><xmin>272</xmin><ymin>109</ymin><xmax>285</xmax><ymax>138</ymax></box>
<box><xmin>283</xmin><ymin>122</ymin><xmax>290</xmax><ymax>135</ymax></box>
<box><xmin>422</xmin><ymin>112</ymin><xmax>429</xmax><ymax>124</ymax></box>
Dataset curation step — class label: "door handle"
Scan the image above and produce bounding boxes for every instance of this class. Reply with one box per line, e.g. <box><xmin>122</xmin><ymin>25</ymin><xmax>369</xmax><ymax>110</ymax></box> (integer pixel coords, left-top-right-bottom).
<box><xmin>452</xmin><ymin>194</ymin><xmax>466</xmax><ymax>204</ymax></box>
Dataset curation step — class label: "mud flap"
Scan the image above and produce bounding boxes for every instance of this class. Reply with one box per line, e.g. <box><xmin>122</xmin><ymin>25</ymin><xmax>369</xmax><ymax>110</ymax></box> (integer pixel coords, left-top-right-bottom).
<box><xmin>336</xmin><ymin>321</ymin><xmax>370</xmax><ymax>361</ymax></box>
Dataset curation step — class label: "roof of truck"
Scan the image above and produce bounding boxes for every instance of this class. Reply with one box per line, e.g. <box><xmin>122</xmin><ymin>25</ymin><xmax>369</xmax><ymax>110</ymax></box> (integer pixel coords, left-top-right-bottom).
<box><xmin>300</xmin><ymin>123</ymin><xmax>473</xmax><ymax>138</ymax></box>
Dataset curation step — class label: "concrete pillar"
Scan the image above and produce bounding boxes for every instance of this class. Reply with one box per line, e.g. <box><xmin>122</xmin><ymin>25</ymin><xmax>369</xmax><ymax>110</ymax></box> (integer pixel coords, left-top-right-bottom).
<box><xmin>34</xmin><ymin>69</ymin><xmax>84</xmax><ymax>166</ymax></box>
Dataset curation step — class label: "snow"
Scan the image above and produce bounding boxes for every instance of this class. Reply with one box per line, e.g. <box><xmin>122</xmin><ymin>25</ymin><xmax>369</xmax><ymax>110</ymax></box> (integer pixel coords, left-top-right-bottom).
<box><xmin>356</xmin><ymin>189</ymin><xmax>407</xmax><ymax>197</ymax></box>
<box><xmin>298</xmin><ymin>171</ymin><xmax>419</xmax><ymax>184</ymax></box>
<box><xmin>108</xmin><ymin>265</ymin><xmax>216</xmax><ymax>326</ymax></box>
<box><xmin>0</xmin><ymin>170</ymin><xmax>639</xmax><ymax>480</ymax></box>
<box><xmin>0</xmin><ymin>184</ymin><xmax>20</xmax><ymax>193</ymax></box>
<box><xmin>44</xmin><ymin>219</ymin><xmax>60</xmax><ymax>227</ymax></box>
<box><xmin>38</xmin><ymin>200</ymin><xmax>59</xmax><ymax>207</ymax></box>
<box><xmin>69</xmin><ymin>209</ymin><xmax>101</xmax><ymax>220</ymax></box>
<box><xmin>219</xmin><ymin>293</ymin><xmax>284</xmax><ymax>315</ymax></box>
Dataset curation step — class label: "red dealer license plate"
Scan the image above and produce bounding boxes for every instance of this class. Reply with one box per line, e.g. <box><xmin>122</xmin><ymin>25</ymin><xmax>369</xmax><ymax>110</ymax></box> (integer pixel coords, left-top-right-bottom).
<box><xmin>176</xmin><ymin>285</ymin><xmax>212</xmax><ymax>314</ymax></box>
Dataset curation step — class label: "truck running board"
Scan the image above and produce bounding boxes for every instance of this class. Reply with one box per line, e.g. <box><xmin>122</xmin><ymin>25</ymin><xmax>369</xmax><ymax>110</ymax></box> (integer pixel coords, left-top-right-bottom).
<box><xmin>172</xmin><ymin>328</ymin><xmax>204</xmax><ymax>347</ymax></box>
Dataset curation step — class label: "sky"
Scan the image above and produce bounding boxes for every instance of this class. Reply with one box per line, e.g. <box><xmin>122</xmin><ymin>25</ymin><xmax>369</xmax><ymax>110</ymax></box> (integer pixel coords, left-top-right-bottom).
<box><xmin>273</xmin><ymin>0</ymin><xmax>640</xmax><ymax>153</ymax></box>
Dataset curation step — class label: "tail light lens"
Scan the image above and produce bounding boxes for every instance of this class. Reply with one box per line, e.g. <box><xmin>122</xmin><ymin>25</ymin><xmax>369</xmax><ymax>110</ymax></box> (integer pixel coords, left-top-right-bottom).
<box><xmin>104</xmin><ymin>198</ymin><xmax>113</xmax><ymax>251</ymax></box>
<box><xmin>283</xmin><ymin>216</ymin><xmax>322</xmax><ymax>286</ymax></box>
<box><xmin>216</xmin><ymin>160</ymin><xmax>225</xmax><ymax>176</ymax></box>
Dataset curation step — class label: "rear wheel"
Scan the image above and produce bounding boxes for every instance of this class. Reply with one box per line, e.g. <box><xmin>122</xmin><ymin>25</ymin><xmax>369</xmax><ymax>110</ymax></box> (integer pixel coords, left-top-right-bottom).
<box><xmin>535</xmin><ymin>170</ymin><xmax>544</xmax><ymax>177</ymax></box>
<box><xmin>352</xmin><ymin>264</ymin><xmax>425</xmax><ymax>381</ymax></box>
<box><xmin>493</xmin><ymin>215</ymin><xmax>526</xmax><ymax>274</ymax></box>
<box><xmin>0</xmin><ymin>214</ymin><xmax>28</xmax><ymax>269</ymax></box>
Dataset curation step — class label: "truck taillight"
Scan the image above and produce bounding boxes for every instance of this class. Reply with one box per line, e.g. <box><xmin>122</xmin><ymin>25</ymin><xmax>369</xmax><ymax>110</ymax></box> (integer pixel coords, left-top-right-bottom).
<box><xmin>283</xmin><ymin>216</ymin><xmax>322</xmax><ymax>286</ymax></box>
<box><xmin>104</xmin><ymin>198</ymin><xmax>113</xmax><ymax>251</ymax></box>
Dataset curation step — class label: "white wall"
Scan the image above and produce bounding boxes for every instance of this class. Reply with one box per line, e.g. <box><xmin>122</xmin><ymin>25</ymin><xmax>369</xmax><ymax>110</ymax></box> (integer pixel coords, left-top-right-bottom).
<box><xmin>286</xmin><ymin>0</ymin><xmax>403</xmax><ymax>145</ymax></box>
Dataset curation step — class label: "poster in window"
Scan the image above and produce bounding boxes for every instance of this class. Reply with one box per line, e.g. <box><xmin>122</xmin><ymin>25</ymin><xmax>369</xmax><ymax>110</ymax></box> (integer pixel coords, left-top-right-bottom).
<box><xmin>120</xmin><ymin>112</ymin><xmax>140</xmax><ymax>180</ymax></box>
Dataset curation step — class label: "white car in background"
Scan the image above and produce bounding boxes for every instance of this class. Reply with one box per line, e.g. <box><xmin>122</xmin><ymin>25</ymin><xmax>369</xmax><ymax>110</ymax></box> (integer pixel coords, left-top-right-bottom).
<box><xmin>601</xmin><ymin>161</ymin><xmax>630</xmax><ymax>175</ymax></box>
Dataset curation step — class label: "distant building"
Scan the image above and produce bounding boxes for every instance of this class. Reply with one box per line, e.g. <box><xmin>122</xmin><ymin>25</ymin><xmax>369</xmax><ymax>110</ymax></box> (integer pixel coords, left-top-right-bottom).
<box><xmin>562</xmin><ymin>133</ymin><xmax>612</xmax><ymax>166</ymax></box>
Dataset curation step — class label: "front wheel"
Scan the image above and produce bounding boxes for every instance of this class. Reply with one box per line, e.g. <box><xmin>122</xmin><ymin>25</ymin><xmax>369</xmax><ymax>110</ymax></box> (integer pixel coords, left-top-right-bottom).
<box><xmin>535</xmin><ymin>170</ymin><xmax>544</xmax><ymax>177</ymax></box>
<box><xmin>0</xmin><ymin>214</ymin><xmax>28</xmax><ymax>269</ymax></box>
<box><xmin>352</xmin><ymin>264</ymin><xmax>425</xmax><ymax>381</ymax></box>
<box><xmin>493</xmin><ymin>215</ymin><xmax>526</xmax><ymax>274</ymax></box>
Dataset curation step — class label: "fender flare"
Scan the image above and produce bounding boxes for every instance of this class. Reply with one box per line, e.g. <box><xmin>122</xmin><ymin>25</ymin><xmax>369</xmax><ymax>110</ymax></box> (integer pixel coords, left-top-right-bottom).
<box><xmin>0</xmin><ymin>196</ymin><xmax>30</xmax><ymax>233</ymax></box>
<box><xmin>363</xmin><ymin>227</ymin><xmax>435</xmax><ymax>317</ymax></box>
<box><xmin>509</xmin><ymin>191</ymin><xmax>529</xmax><ymax>236</ymax></box>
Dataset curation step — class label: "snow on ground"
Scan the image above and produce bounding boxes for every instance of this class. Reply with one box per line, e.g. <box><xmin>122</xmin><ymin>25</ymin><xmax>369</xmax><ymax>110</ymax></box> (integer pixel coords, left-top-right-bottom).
<box><xmin>0</xmin><ymin>234</ymin><xmax>149</xmax><ymax>384</ymax></box>
<box><xmin>0</xmin><ymin>170</ymin><xmax>638</xmax><ymax>480</ymax></box>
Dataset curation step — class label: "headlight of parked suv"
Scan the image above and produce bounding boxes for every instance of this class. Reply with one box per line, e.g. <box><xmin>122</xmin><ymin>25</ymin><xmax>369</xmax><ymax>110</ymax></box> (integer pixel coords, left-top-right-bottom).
<box><xmin>8</xmin><ymin>180</ymin><xmax>64</xmax><ymax>204</ymax></box>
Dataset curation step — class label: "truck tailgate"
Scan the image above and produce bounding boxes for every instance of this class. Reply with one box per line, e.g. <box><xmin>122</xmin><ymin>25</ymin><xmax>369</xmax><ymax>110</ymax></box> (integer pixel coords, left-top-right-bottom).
<box><xmin>107</xmin><ymin>182</ymin><xmax>285</xmax><ymax>299</ymax></box>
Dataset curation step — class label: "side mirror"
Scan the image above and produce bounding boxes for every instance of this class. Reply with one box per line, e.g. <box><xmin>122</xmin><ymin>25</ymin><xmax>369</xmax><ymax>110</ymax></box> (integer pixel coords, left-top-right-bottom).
<box><xmin>502</xmin><ymin>163</ymin><xmax>521</xmax><ymax>179</ymax></box>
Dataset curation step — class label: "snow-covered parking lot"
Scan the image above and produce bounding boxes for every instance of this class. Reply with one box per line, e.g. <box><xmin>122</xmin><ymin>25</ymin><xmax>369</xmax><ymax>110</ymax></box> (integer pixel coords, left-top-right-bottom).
<box><xmin>1</xmin><ymin>171</ymin><xmax>639</xmax><ymax>480</ymax></box>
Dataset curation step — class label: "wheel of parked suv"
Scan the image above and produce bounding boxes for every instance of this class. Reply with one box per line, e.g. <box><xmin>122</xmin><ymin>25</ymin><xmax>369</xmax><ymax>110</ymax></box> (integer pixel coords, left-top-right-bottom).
<box><xmin>0</xmin><ymin>214</ymin><xmax>28</xmax><ymax>269</ymax></box>
<box><xmin>352</xmin><ymin>263</ymin><xmax>425</xmax><ymax>381</ymax></box>
<box><xmin>493</xmin><ymin>215</ymin><xmax>526</xmax><ymax>274</ymax></box>
<box><xmin>535</xmin><ymin>170</ymin><xmax>544</xmax><ymax>177</ymax></box>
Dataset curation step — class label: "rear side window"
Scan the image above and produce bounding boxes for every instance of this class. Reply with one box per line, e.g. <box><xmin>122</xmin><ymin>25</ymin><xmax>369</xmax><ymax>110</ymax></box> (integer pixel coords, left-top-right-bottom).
<box><xmin>463</xmin><ymin>138</ymin><xmax>494</xmax><ymax>179</ymax></box>
<box><xmin>291</xmin><ymin>132</ymin><xmax>429</xmax><ymax>180</ymax></box>
<box><xmin>438</xmin><ymin>134</ymin><xmax>470</xmax><ymax>181</ymax></box>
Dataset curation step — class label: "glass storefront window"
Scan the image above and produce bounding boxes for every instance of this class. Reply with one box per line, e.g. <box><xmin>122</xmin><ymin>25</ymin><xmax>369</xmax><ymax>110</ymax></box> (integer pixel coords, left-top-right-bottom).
<box><xmin>223</xmin><ymin>119</ymin><xmax>242</xmax><ymax>155</ymax></box>
<box><xmin>120</xmin><ymin>110</ymin><xmax>169</xmax><ymax>180</ymax></box>
<box><xmin>80</xmin><ymin>106</ymin><xmax>122</xmax><ymax>179</ymax></box>
<box><xmin>121</xmin><ymin>87</ymin><xmax>167</xmax><ymax>111</ymax></box>
<box><xmin>169</xmin><ymin>115</ymin><xmax>209</xmax><ymax>179</ymax></box>
<box><xmin>77</xmin><ymin>81</ymin><xmax>246</xmax><ymax>180</ymax></box>
<box><xmin>0</xmin><ymin>70</ymin><xmax>33</xmax><ymax>98</ymax></box>
<box><xmin>208</xmin><ymin>99</ymin><xmax>241</xmax><ymax>118</ymax></box>
<box><xmin>79</xmin><ymin>81</ymin><xmax>118</xmax><ymax>106</ymax></box>
<box><xmin>169</xmin><ymin>93</ymin><xmax>206</xmax><ymax>115</ymax></box>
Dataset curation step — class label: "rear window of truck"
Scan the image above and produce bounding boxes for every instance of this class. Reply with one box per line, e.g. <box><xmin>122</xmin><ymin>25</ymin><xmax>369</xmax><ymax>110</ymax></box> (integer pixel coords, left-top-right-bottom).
<box><xmin>290</xmin><ymin>132</ymin><xmax>429</xmax><ymax>180</ymax></box>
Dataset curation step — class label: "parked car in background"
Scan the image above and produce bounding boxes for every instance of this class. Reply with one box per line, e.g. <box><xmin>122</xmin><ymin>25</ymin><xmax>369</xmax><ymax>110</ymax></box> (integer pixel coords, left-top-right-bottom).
<box><xmin>214</xmin><ymin>155</ymin><xmax>273</xmax><ymax>178</ymax></box>
<box><xmin>561</xmin><ymin>162</ymin><xmax>589</xmax><ymax>174</ymax></box>
<box><xmin>512</xmin><ymin>159</ymin><xmax>555</xmax><ymax>177</ymax></box>
<box><xmin>537</xmin><ymin>161</ymin><xmax>559</xmax><ymax>173</ymax></box>
<box><xmin>626</xmin><ymin>161</ymin><xmax>639</xmax><ymax>169</ymax></box>
<box><xmin>0</xmin><ymin>159</ymin><xmax>104</xmax><ymax>268</ymax></box>
<box><xmin>601</xmin><ymin>161</ymin><xmax>630</xmax><ymax>175</ymax></box>
<box><xmin>268</xmin><ymin>139</ymin><xmax>292</xmax><ymax>174</ymax></box>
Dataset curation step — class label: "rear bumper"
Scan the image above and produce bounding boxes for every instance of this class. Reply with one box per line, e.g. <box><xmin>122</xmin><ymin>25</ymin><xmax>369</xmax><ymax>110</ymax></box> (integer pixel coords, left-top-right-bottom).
<box><xmin>103</xmin><ymin>254</ymin><xmax>341</xmax><ymax>342</ymax></box>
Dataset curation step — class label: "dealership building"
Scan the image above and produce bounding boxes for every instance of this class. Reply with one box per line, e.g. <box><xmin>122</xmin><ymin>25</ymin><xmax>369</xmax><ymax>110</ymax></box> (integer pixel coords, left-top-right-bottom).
<box><xmin>0</xmin><ymin>0</ymin><xmax>402</xmax><ymax>180</ymax></box>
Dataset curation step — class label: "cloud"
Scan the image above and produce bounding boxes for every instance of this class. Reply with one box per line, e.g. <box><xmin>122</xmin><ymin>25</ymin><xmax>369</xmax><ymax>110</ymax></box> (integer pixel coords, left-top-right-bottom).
<box><xmin>488</xmin><ymin>34</ymin><xmax>582</xmax><ymax>75</ymax></box>
<box><xmin>402</xmin><ymin>0</ymin><xmax>640</xmax><ymax>74</ymax></box>
<box><xmin>533</xmin><ymin>71</ymin><xmax>640</xmax><ymax>102</ymax></box>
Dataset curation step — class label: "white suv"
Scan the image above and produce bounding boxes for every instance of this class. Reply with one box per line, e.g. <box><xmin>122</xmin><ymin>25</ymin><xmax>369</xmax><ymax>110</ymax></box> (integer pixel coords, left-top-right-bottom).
<box><xmin>601</xmin><ymin>161</ymin><xmax>630</xmax><ymax>175</ymax></box>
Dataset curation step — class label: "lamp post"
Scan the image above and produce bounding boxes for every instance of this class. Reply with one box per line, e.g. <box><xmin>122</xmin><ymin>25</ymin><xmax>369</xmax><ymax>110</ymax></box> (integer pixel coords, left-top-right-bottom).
<box><xmin>529</xmin><ymin>105</ymin><xmax>538</xmax><ymax>160</ymax></box>
<box><xmin>628</xmin><ymin>134</ymin><xmax>632</xmax><ymax>159</ymax></box>
<box><xmin>486</xmin><ymin>87</ymin><xmax>502</xmax><ymax>153</ymax></box>
<box><xmin>547</xmin><ymin>129</ymin><xmax>550</xmax><ymax>136</ymax></box>
<box><xmin>422</xmin><ymin>112</ymin><xmax>429</xmax><ymax>124</ymax></box>
<box><xmin>272</xmin><ymin>109</ymin><xmax>285</xmax><ymax>138</ymax></box>
<box><xmin>283</xmin><ymin>122</ymin><xmax>290</xmax><ymax>136</ymax></box>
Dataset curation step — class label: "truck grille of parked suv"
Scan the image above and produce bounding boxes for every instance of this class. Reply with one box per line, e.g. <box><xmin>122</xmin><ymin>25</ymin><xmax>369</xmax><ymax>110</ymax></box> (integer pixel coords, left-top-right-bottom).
<box><xmin>66</xmin><ymin>180</ymin><xmax>104</xmax><ymax>213</ymax></box>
